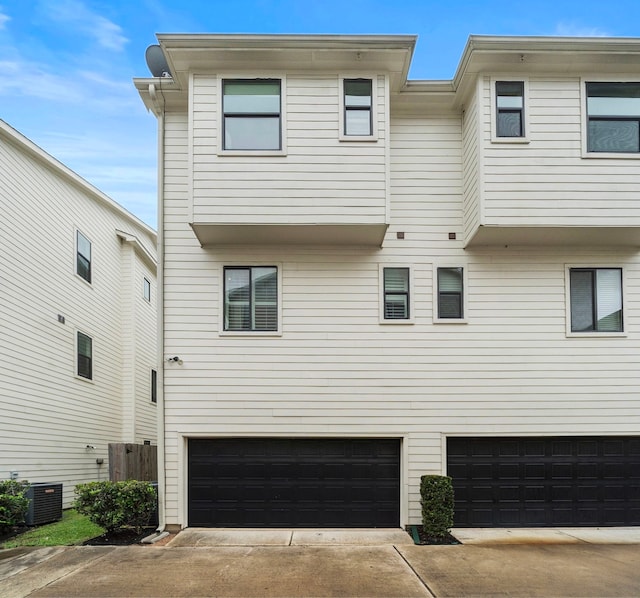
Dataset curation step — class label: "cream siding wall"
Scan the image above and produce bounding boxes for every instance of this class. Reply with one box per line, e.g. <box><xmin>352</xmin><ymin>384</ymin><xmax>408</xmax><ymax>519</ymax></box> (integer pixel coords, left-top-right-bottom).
<box><xmin>479</xmin><ymin>76</ymin><xmax>640</xmax><ymax>226</ymax></box>
<box><xmin>0</xmin><ymin>128</ymin><xmax>157</xmax><ymax>506</ymax></box>
<box><xmin>161</xmin><ymin>95</ymin><xmax>640</xmax><ymax>526</ymax></box>
<box><xmin>190</xmin><ymin>74</ymin><xmax>388</xmax><ymax>226</ymax></box>
<box><xmin>462</xmin><ymin>80</ymin><xmax>481</xmax><ymax>241</ymax></box>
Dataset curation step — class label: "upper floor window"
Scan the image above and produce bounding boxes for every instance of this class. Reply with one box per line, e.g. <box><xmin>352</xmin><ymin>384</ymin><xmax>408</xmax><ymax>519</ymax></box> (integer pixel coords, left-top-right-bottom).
<box><xmin>383</xmin><ymin>267</ymin><xmax>410</xmax><ymax>320</ymax></box>
<box><xmin>224</xmin><ymin>266</ymin><xmax>278</xmax><ymax>332</ymax></box>
<box><xmin>151</xmin><ymin>369</ymin><xmax>157</xmax><ymax>404</ymax></box>
<box><xmin>586</xmin><ymin>82</ymin><xmax>640</xmax><ymax>153</ymax></box>
<box><xmin>570</xmin><ymin>268</ymin><xmax>623</xmax><ymax>332</ymax></box>
<box><xmin>76</xmin><ymin>230</ymin><xmax>92</xmax><ymax>283</ymax></box>
<box><xmin>496</xmin><ymin>81</ymin><xmax>525</xmax><ymax>138</ymax></box>
<box><xmin>223</xmin><ymin>79</ymin><xmax>281</xmax><ymax>151</ymax></box>
<box><xmin>344</xmin><ymin>79</ymin><xmax>373</xmax><ymax>136</ymax></box>
<box><xmin>437</xmin><ymin>267</ymin><xmax>464</xmax><ymax>319</ymax></box>
<box><xmin>77</xmin><ymin>331</ymin><xmax>93</xmax><ymax>380</ymax></box>
<box><xmin>143</xmin><ymin>277</ymin><xmax>151</xmax><ymax>302</ymax></box>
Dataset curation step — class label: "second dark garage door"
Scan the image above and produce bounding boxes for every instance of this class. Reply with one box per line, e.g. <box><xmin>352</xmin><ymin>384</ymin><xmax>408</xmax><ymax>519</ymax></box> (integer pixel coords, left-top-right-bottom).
<box><xmin>448</xmin><ymin>436</ymin><xmax>640</xmax><ymax>527</ymax></box>
<box><xmin>188</xmin><ymin>438</ymin><xmax>400</xmax><ymax>527</ymax></box>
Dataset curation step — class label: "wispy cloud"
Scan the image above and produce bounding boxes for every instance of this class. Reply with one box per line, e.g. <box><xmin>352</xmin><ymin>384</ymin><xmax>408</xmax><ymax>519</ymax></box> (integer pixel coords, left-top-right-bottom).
<box><xmin>0</xmin><ymin>59</ymin><xmax>84</xmax><ymax>102</ymax></box>
<box><xmin>0</xmin><ymin>8</ymin><xmax>10</xmax><ymax>30</ymax></box>
<box><xmin>553</xmin><ymin>22</ymin><xmax>611</xmax><ymax>37</ymax></box>
<box><xmin>39</xmin><ymin>0</ymin><xmax>128</xmax><ymax>51</ymax></box>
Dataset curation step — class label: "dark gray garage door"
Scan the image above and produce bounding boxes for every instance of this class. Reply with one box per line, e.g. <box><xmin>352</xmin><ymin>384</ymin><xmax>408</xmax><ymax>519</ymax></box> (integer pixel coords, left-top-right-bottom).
<box><xmin>188</xmin><ymin>438</ymin><xmax>400</xmax><ymax>527</ymax></box>
<box><xmin>447</xmin><ymin>437</ymin><xmax>640</xmax><ymax>527</ymax></box>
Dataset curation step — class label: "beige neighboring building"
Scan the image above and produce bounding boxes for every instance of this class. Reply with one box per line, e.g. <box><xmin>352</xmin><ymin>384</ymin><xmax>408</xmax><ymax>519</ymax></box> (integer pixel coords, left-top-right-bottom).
<box><xmin>136</xmin><ymin>34</ymin><xmax>640</xmax><ymax>530</ymax></box>
<box><xmin>0</xmin><ymin>121</ymin><xmax>158</xmax><ymax>507</ymax></box>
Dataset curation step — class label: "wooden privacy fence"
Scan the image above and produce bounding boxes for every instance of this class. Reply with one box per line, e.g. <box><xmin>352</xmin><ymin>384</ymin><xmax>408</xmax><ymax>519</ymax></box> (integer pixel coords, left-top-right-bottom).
<box><xmin>109</xmin><ymin>443</ymin><xmax>158</xmax><ymax>481</ymax></box>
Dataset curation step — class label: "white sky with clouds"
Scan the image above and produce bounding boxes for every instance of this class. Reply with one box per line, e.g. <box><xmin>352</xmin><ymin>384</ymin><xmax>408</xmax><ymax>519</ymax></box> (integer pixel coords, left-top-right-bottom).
<box><xmin>1</xmin><ymin>0</ymin><xmax>640</xmax><ymax>228</ymax></box>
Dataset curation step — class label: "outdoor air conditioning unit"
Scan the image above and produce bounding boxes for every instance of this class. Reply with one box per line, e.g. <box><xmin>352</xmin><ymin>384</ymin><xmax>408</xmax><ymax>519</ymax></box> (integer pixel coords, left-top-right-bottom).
<box><xmin>25</xmin><ymin>482</ymin><xmax>63</xmax><ymax>526</ymax></box>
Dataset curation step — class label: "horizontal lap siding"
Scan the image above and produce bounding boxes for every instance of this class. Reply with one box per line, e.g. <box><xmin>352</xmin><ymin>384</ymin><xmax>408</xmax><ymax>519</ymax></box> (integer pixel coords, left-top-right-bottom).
<box><xmin>190</xmin><ymin>74</ymin><xmax>387</xmax><ymax>224</ymax></box>
<box><xmin>462</xmin><ymin>83</ymin><xmax>480</xmax><ymax>241</ymax></box>
<box><xmin>481</xmin><ymin>76</ymin><xmax>640</xmax><ymax>225</ymax></box>
<box><xmin>0</xmin><ymin>134</ymin><xmax>157</xmax><ymax>506</ymax></box>
<box><xmin>162</xmin><ymin>99</ymin><xmax>640</xmax><ymax>527</ymax></box>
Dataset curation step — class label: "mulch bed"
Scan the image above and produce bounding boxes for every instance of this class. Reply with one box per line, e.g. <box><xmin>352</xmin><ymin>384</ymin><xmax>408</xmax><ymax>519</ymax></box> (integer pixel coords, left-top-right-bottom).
<box><xmin>83</xmin><ymin>528</ymin><xmax>156</xmax><ymax>546</ymax></box>
<box><xmin>0</xmin><ymin>525</ymin><xmax>28</xmax><ymax>546</ymax></box>
<box><xmin>406</xmin><ymin>525</ymin><xmax>460</xmax><ymax>545</ymax></box>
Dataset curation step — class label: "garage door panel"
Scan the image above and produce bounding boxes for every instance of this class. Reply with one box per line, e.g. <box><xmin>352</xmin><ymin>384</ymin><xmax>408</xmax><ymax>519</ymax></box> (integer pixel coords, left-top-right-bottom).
<box><xmin>448</xmin><ymin>436</ymin><xmax>640</xmax><ymax>527</ymax></box>
<box><xmin>188</xmin><ymin>438</ymin><xmax>400</xmax><ymax>528</ymax></box>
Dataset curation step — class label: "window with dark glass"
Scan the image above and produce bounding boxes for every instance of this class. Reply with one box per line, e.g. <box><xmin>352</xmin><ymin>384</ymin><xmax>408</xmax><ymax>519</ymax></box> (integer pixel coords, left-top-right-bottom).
<box><xmin>224</xmin><ymin>266</ymin><xmax>277</xmax><ymax>331</ymax></box>
<box><xmin>344</xmin><ymin>79</ymin><xmax>373</xmax><ymax>136</ymax></box>
<box><xmin>496</xmin><ymin>81</ymin><xmax>525</xmax><ymax>137</ymax></box>
<box><xmin>143</xmin><ymin>277</ymin><xmax>151</xmax><ymax>302</ymax></box>
<box><xmin>570</xmin><ymin>268</ymin><xmax>623</xmax><ymax>332</ymax></box>
<box><xmin>586</xmin><ymin>82</ymin><xmax>640</xmax><ymax>153</ymax></box>
<box><xmin>76</xmin><ymin>231</ymin><xmax>91</xmax><ymax>283</ymax></box>
<box><xmin>383</xmin><ymin>267</ymin><xmax>409</xmax><ymax>319</ymax></box>
<box><xmin>223</xmin><ymin>79</ymin><xmax>281</xmax><ymax>150</ymax></box>
<box><xmin>438</xmin><ymin>267</ymin><xmax>464</xmax><ymax>319</ymax></box>
<box><xmin>151</xmin><ymin>369</ymin><xmax>157</xmax><ymax>403</ymax></box>
<box><xmin>77</xmin><ymin>331</ymin><xmax>93</xmax><ymax>380</ymax></box>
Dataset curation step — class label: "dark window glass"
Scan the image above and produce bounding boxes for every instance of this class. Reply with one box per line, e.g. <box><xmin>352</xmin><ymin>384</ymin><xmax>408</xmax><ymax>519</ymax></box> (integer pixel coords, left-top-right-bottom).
<box><xmin>438</xmin><ymin>267</ymin><xmax>464</xmax><ymax>319</ymax></box>
<box><xmin>344</xmin><ymin>79</ymin><xmax>372</xmax><ymax>136</ymax></box>
<box><xmin>144</xmin><ymin>278</ymin><xmax>151</xmax><ymax>302</ymax></box>
<box><xmin>151</xmin><ymin>369</ymin><xmax>157</xmax><ymax>403</ymax></box>
<box><xmin>224</xmin><ymin>266</ymin><xmax>277</xmax><ymax>331</ymax></box>
<box><xmin>76</xmin><ymin>231</ymin><xmax>91</xmax><ymax>283</ymax></box>
<box><xmin>496</xmin><ymin>81</ymin><xmax>524</xmax><ymax>137</ymax></box>
<box><xmin>384</xmin><ymin>267</ymin><xmax>409</xmax><ymax>319</ymax></box>
<box><xmin>223</xmin><ymin>80</ymin><xmax>281</xmax><ymax>150</ymax></box>
<box><xmin>77</xmin><ymin>332</ymin><xmax>93</xmax><ymax>379</ymax></box>
<box><xmin>570</xmin><ymin>268</ymin><xmax>623</xmax><ymax>332</ymax></box>
<box><xmin>587</xmin><ymin>82</ymin><xmax>640</xmax><ymax>153</ymax></box>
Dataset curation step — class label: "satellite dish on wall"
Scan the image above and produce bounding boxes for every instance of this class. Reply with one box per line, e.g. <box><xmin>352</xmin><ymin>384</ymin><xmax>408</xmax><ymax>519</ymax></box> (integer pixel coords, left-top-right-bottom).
<box><xmin>145</xmin><ymin>45</ymin><xmax>172</xmax><ymax>78</ymax></box>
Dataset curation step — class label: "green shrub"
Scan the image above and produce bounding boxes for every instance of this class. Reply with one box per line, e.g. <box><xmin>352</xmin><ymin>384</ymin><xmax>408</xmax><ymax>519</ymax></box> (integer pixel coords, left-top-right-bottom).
<box><xmin>0</xmin><ymin>480</ymin><xmax>30</xmax><ymax>532</ymax></box>
<box><xmin>73</xmin><ymin>481</ymin><xmax>157</xmax><ymax>533</ymax></box>
<box><xmin>420</xmin><ymin>475</ymin><xmax>454</xmax><ymax>540</ymax></box>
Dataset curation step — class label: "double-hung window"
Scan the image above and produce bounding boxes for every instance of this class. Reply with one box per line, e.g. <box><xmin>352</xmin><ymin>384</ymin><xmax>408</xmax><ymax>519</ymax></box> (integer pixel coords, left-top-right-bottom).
<box><xmin>77</xmin><ymin>331</ymin><xmax>93</xmax><ymax>380</ymax></box>
<box><xmin>383</xmin><ymin>267</ymin><xmax>410</xmax><ymax>320</ymax></box>
<box><xmin>569</xmin><ymin>268</ymin><xmax>623</xmax><ymax>332</ymax></box>
<box><xmin>586</xmin><ymin>82</ymin><xmax>640</xmax><ymax>153</ymax></box>
<box><xmin>495</xmin><ymin>81</ymin><xmax>525</xmax><ymax>138</ymax></box>
<box><xmin>437</xmin><ymin>267</ymin><xmax>464</xmax><ymax>319</ymax></box>
<box><xmin>344</xmin><ymin>78</ymin><xmax>373</xmax><ymax>136</ymax></box>
<box><xmin>76</xmin><ymin>230</ymin><xmax>92</xmax><ymax>283</ymax></box>
<box><xmin>224</xmin><ymin>266</ymin><xmax>278</xmax><ymax>332</ymax></box>
<box><xmin>222</xmin><ymin>79</ymin><xmax>281</xmax><ymax>151</ymax></box>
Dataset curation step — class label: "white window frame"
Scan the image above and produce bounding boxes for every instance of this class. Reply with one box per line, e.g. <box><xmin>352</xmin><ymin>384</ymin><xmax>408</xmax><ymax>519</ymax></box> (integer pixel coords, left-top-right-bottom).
<box><xmin>581</xmin><ymin>77</ymin><xmax>640</xmax><ymax>159</ymax></box>
<box><xmin>75</xmin><ymin>329</ymin><xmax>94</xmax><ymax>382</ymax></box>
<box><xmin>219</xmin><ymin>262</ymin><xmax>283</xmax><ymax>336</ymax></box>
<box><xmin>379</xmin><ymin>265</ymin><xmax>414</xmax><ymax>324</ymax></box>
<box><xmin>565</xmin><ymin>264</ymin><xmax>626</xmax><ymax>337</ymax></box>
<box><xmin>490</xmin><ymin>77</ymin><xmax>530</xmax><ymax>143</ymax></box>
<box><xmin>217</xmin><ymin>75</ymin><xmax>287</xmax><ymax>156</ymax></box>
<box><xmin>151</xmin><ymin>368</ymin><xmax>157</xmax><ymax>404</ymax></box>
<box><xmin>143</xmin><ymin>277</ymin><xmax>151</xmax><ymax>302</ymax></box>
<box><xmin>433</xmin><ymin>263</ymin><xmax>468</xmax><ymax>324</ymax></box>
<box><xmin>339</xmin><ymin>75</ymin><xmax>378</xmax><ymax>142</ymax></box>
<box><xmin>75</xmin><ymin>229</ymin><xmax>93</xmax><ymax>285</ymax></box>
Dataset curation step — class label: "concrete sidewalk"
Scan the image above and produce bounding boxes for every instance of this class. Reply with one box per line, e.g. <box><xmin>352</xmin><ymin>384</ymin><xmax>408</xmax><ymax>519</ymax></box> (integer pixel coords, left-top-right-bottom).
<box><xmin>1</xmin><ymin>528</ymin><xmax>639</xmax><ymax>597</ymax></box>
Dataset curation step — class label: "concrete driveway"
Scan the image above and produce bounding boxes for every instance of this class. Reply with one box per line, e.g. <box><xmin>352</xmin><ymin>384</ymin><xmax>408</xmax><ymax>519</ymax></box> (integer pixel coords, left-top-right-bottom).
<box><xmin>1</xmin><ymin>528</ymin><xmax>639</xmax><ymax>597</ymax></box>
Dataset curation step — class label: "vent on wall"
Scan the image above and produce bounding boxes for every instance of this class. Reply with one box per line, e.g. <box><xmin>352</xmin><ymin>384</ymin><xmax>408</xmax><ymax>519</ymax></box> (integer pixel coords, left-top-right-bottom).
<box><xmin>25</xmin><ymin>483</ymin><xmax>63</xmax><ymax>526</ymax></box>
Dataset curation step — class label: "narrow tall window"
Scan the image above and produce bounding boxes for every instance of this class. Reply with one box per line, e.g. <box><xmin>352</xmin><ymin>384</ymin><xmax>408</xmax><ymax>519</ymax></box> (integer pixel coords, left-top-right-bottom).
<box><xmin>151</xmin><ymin>369</ymin><xmax>157</xmax><ymax>403</ymax></box>
<box><xmin>383</xmin><ymin>267</ymin><xmax>410</xmax><ymax>320</ymax></box>
<box><xmin>224</xmin><ymin>266</ymin><xmax>278</xmax><ymax>331</ymax></box>
<box><xmin>77</xmin><ymin>331</ymin><xmax>93</xmax><ymax>380</ymax></box>
<box><xmin>496</xmin><ymin>81</ymin><xmax>525</xmax><ymax>138</ymax></box>
<box><xmin>223</xmin><ymin>79</ymin><xmax>281</xmax><ymax>150</ymax></box>
<box><xmin>344</xmin><ymin>79</ymin><xmax>373</xmax><ymax>136</ymax></box>
<box><xmin>586</xmin><ymin>82</ymin><xmax>640</xmax><ymax>153</ymax></box>
<box><xmin>570</xmin><ymin>268</ymin><xmax>623</xmax><ymax>332</ymax></box>
<box><xmin>76</xmin><ymin>231</ymin><xmax>91</xmax><ymax>283</ymax></box>
<box><xmin>143</xmin><ymin>277</ymin><xmax>151</xmax><ymax>302</ymax></box>
<box><xmin>438</xmin><ymin>267</ymin><xmax>464</xmax><ymax>319</ymax></box>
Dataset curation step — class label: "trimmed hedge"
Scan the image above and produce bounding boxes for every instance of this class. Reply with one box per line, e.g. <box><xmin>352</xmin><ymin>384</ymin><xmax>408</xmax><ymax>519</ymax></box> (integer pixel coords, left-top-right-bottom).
<box><xmin>73</xmin><ymin>480</ymin><xmax>157</xmax><ymax>533</ymax></box>
<box><xmin>0</xmin><ymin>480</ymin><xmax>30</xmax><ymax>532</ymax></box>
<box><xmin>420</xmin><ymin>475</ymin><xmax>454</xmax><ymax>540</ymax></box>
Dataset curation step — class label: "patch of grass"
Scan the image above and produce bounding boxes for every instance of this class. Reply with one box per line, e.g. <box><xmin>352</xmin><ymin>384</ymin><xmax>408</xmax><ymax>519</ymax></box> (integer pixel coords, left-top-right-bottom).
<box><xmin>1</xmin><ymin>509</ymin><xmax>104</xmax><ymax>548</ymax></box>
